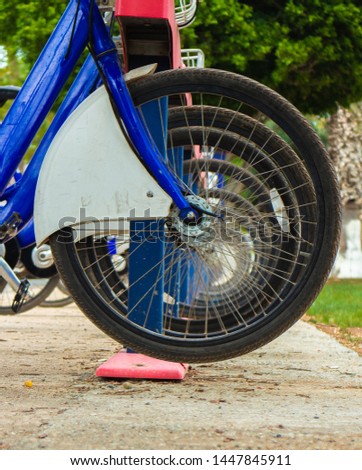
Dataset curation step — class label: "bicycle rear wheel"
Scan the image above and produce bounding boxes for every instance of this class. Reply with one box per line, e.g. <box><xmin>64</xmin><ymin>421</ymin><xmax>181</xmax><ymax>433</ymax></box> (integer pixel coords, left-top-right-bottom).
<box><xmin>50</xmin><ymin>68</ymin><xmax>340</xmax><ymax>362</ymax></box>
<box><xmin>1</xmin><ymin>88</ymin><xmax>60</xmax><ymax>314</ymax></box>
<box><xmin>40</xmin><ymin>279</ymin><xmax>73</xmax><ymax>308</ymax></box>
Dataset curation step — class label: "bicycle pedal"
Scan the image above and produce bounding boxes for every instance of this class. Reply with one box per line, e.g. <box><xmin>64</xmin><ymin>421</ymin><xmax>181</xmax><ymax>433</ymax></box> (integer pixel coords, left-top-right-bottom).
<box><xmin>11</xmin><ymin>279</ymin><xmax>31</xmax><ymax>314</ymax></box>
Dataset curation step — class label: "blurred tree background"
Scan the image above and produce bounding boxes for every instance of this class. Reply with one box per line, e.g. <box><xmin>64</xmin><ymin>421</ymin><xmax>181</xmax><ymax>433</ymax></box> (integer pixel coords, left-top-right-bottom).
<box><xmin>183</xmin><ymin>0</ymin><xmax>362</xmax><ymax>115</ymax></box>
<box><xmin>0</xmin><ymin>1</ymin><xmax>67</xmax><ymax>84</ymax></box>
<box><xmin>1</xmin><ymin>0</ymin><xmax>362</xmax><ymax>114</ymax></box>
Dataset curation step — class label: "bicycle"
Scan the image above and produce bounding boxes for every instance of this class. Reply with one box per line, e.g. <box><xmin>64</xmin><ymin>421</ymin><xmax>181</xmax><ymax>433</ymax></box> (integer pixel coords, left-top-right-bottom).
<box><xmin>0</xmin><ymin>0</ymin><xmax>341</xmax><ymax>362</ymax></box>
<box><xmin>0</xmin><ymin>0</ymin><xmax>195</xmax><ymax>312</ymax></box>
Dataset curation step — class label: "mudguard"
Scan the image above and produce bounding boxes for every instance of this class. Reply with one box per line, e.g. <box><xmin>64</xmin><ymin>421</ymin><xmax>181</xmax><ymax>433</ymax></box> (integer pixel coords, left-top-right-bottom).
<box><xmin>34</xmin><ymin>85</ymin><xmax>172</xmax><ymax>245</ymax></box>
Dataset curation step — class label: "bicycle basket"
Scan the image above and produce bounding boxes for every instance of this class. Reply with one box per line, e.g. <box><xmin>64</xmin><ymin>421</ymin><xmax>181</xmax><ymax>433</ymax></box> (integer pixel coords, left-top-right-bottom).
<box><xmin>181</xmin><ymin>48</ymin><xmax>205</xmax><ymax>68</ymax></box>
<box><xmin>175</xmin><ymin>0</ymin><xmax>198</xmax><ymax>28</ymax></box>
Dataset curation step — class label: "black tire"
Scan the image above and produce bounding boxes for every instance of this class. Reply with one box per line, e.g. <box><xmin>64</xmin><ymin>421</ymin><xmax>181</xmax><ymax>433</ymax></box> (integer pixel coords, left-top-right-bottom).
<box><xmin>0</xmin><ymin>86</ymin><xmax>21</xmax><ymax>108</ymax></box>
<box><xmin>40</xmin><ymin>280</ymin><xmax>73</xmax><ymax>308</ymax></box>
<box><xmin>50</xmin><ymin>68</ymin><xmax>341</xmax><ymax>362</ymax></box>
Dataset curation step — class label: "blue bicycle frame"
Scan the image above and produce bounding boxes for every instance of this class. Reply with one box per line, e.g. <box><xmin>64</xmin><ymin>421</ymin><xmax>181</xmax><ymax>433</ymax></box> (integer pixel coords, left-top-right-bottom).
<box><xmin>0</xmin><ymin>0</ymin><xmax>195</xmax><ymax>243</ymax></box>
<box><xmin>2</xmin><ymin>53</ymin><xmax>100</xmax><ymax>248</ymax></box>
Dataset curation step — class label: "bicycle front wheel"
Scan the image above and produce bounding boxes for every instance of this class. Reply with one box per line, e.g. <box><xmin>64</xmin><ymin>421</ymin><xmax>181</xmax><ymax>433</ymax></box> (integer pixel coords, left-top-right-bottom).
<box><xmin>50</xmin><ymin>68</ymin><xmax>340</xmax><ymax>362</ymax></box>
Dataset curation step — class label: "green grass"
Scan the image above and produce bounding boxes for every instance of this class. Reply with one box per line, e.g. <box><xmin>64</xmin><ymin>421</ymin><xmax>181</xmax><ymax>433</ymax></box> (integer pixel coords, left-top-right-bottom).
<box><xmin>308</xmin><ymin>279</ymin><xmax>362</xmax><ymax>328</ymax></box>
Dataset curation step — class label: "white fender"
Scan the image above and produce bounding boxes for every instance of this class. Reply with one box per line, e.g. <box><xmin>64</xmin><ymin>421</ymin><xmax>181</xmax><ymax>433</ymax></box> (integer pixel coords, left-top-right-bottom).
<box><xmin>34</xmin><ymin>86</ymin><xmax>172</xmax><ymax>245</ymax></box>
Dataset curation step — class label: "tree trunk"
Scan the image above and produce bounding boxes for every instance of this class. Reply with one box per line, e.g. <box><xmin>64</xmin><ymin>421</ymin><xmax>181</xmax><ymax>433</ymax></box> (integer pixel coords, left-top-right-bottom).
<box><xmin>328</xmin><ymin>105</ymin><xmax>362</xmax><ymax>278</ymax></box>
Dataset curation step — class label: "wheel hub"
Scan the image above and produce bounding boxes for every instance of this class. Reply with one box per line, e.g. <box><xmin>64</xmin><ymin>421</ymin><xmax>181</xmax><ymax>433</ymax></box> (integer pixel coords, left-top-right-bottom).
<box><xmin>169</xmin><ymin>195</ymin><xmax>214</xmax><ymax>247</ymax></box>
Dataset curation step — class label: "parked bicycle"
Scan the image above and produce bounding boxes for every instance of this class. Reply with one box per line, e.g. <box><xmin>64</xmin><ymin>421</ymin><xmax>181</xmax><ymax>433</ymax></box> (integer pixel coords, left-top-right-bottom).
<box><xmin>0</xmin><ymin>0</ymin><xmax>197</xmax><ymax>312</ymax></box>
<box><xmin>0</xmin><ymin>0</ymin><xmax>341</xmax><ymax>362</ymax></box>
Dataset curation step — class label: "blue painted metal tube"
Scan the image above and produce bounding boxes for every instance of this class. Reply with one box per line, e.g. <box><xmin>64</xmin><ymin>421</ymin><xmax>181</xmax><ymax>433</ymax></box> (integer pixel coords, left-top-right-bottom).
<box><xmin>127</xmin><ymin>98</ymin><xmax>168</xmax><ymax>336</ymax></box>
<box><xmin>107</xmin><ymin>237</ymin><xmax>117</xmax><ymax>256</ymax></box>
<box><xmin>0</xmin><ymin>0</ymin><xmax>89</xmax><ymax>196</ymax></box>
<box><xmin>16</xmin><ymin>219</ymin><xmax>35</xmax><ymax>249</ymax></box>
<box><xmin>86</xmin><ymin>2</ymin><xmax>195</xmax><ymax>217</ymax></box>
<box><xmin>0</xmin><ymin>54</ymin><xmax>99</xmax><ymax>230</ymax></box>
<box><xmin>128</xmin><ymin>220</ymin><xmax>164</xmax><ymax>334</ymax></box>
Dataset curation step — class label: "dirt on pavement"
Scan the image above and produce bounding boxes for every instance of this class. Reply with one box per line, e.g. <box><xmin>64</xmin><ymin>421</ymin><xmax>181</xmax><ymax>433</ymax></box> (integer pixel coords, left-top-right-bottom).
<box><xmin>0</xmin><ymin>304</ymin><xmax>361</xmax><ymax>450</ymax></box>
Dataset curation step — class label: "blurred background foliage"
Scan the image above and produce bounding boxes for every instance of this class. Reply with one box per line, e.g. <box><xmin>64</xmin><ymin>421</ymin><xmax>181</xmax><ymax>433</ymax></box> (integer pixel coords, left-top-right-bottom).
<box><xmin>0</xmin><ymin>1</ymin><xmax>362</xmax><ymax>115</ymax></box>
<box><xmin>182</xmin><ymin>0</ymin><xmax>362</xmax><ymax>115</ymax></box>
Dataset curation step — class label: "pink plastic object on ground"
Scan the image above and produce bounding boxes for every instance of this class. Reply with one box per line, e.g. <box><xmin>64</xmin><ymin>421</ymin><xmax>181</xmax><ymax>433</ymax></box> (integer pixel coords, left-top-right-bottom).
<box><xmin>96</xmin><ymin>351</ymin><xmax>189</xmax><ymax>380</ymax></box>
